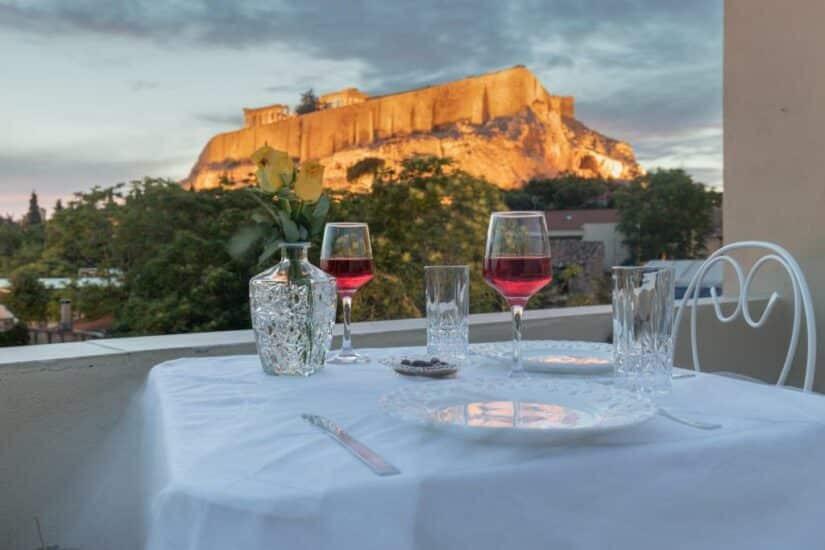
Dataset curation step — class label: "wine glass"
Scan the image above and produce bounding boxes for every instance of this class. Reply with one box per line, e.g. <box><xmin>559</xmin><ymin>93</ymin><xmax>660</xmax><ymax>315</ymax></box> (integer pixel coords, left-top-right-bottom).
<box><xmin>482</xmin><ymin>212</ymin><xmax>552</xmax><ymax>377</ymax></box>
<box><xmin>321</xmin><ymin>222</ymin><xmax>375</xmax><ymax>363</ymax></box>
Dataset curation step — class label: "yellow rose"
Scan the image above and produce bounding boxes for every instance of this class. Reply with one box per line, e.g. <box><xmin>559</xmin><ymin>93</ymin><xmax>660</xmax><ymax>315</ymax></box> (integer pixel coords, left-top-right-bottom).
<box><xmin>256</xmin><ymin>167</ymin><xmax>280</xmax><ymax>193</ymax></box>
<box><xmin>250</xmin><ymin>144</ymin><xmax>294</xmax><ymax>191</ymax></box>
<box><xmin>294</xmin><ymin>160</ymin><xmax>325</xmax><ymax>202</ymax></box>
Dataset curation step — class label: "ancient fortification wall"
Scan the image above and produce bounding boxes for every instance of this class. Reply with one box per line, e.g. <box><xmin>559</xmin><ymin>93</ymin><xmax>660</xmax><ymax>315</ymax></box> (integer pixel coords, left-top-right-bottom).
<box><xmin>192</xmin><ymin>66</ymin><xmax>574</xmax><ymax>170</ymax></box>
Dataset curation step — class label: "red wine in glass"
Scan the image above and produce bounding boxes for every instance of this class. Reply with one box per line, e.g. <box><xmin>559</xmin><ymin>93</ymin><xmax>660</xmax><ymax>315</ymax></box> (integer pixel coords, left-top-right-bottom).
<box><xmin>320</xmin><ymin>257</ymin><xmax>375</xmax><ymax>297</ymax></box>
<box><xmin>483</xmin><ymin>256</ymin><xmax>553</xmax><ymax>307</ymax></box>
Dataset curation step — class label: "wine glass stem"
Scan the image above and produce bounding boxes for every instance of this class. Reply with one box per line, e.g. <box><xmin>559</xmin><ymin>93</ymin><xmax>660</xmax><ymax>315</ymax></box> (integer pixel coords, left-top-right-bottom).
<box><xmin>341</xmin><ymin>295</ymin><xmax>354</xmax><ymax>354</ymax></box>
<box><xmin>510</xmin><ymin>304</ymin><xmax>526</xmax><ymax>377</ymax></box>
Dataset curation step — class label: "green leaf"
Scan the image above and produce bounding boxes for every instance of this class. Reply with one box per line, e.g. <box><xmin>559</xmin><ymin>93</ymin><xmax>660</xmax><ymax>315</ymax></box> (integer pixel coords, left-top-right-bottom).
<box><xmin>298</xmin><ymin>226</ymin><xmax>308</xmax><ymax>240</ymax></box>
<box><xmin>277</xmin><ymin>211</ymin><xmax>300</xmax><ymax>242</ymax></box>
<box><xmin>312</xmin><ymin>195</ymin><xmax>330</xmax><ymax>220</ymax></box>
<box><xmin>246</xmin><ymin>188</ymin><xmax>279</xmax><ymax>221</ymax></box>
<box><xmin>258</xmin><ymin>239</ymin><xmax>282</xmax><ymax>263</ymax></box>
<box><xmin>310</xmin><ymin>215</ymin><xmax>325</xmax><ymax>237</ymax></box>
<box><xmin>279</xmin><ymin>171</ymin><xmax>293</xmax><ymax>189</ymax></box>
<box><xmin>279</xmin><ymin>197</ymin><xmax>292</xmax><ymax>215</ymax></box>
<box><xmin>251</xmin><ymin>212</ymin><xmax>269</xmax><ymax>224</ymax></box>
<box><xmin>228</xmin><ymin>225</ymin><xmax>265</xmax><ymax>258</ymax></box>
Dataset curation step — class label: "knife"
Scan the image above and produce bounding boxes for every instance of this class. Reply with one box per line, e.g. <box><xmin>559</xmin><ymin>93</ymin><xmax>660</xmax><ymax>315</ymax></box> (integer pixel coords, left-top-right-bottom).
<box><xmin>301</xmin><ymin>414</ymin><xmax>401</xmax><ymax>476</ymax></box>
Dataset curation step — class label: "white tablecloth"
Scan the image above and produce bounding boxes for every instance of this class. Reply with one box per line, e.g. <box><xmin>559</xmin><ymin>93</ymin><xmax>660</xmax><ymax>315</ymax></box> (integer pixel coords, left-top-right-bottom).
<box><xmin>144</xmin><ymin>344</ymin><xmax>825</xmax><ymax>550</ymax></box>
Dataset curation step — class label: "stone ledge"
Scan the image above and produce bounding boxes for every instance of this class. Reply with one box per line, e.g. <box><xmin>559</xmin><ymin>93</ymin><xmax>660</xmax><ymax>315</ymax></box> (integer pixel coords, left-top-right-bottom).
<box><xmin>0</xmin><ymin>299</ymin><xmax>750</xmax><ymax>371</ymax></box>
<box><xmin>0</xmin><ymin>306</ymin><xmax>610</xmax><ymax>370</ymax></box>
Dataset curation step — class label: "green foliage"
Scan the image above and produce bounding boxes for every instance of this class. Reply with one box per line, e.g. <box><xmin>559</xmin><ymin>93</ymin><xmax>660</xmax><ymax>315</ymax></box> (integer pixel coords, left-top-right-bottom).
<box><xmin>501</xmin><ymin>190</ymin><xmax>541</xmax><ymax>211</ymax></box>
<box><xmin>0</xmin><ymin>214</ymin><xmax>44</xmax><ymax>272</ymax></box>
<box><xmin>0</xmin><ymin>322</ymin><xmax>29</xmax><ymax>347</ymax></box>
<box><xmin>346</xmin><ymin>157</ymin><xmax>386</xmax><ymax>182</ymax></box>
<box><xmin>53</xmin><ymin>282</ymin><xmax>126</xmax><ymax>321</ymax></box>
<box><xmin>330</xmin><ymin>155</ymin><xmax>508</xmax><ymax>320</ymax></box>
<box><xmin>116</xmin><ymin>230</ymin><xmax>250</xmax><ymax>334</ymax></box>
<box><xmin>505</xmin><ymin>173</ymin><xmax>617</xmax><ymax>210</ymax></box>
<box><xmin>229</xmin><ymin>151</ymin><xmax>329</xmax><ymax>264</ymax></box>
<box><xmin>5</xmin><ymin>266</ymin><xmax>50</xmax><ymax>323</ymax></box>
<box><xmin>615</xmin><ymin>168</ymin><xmax>720</xmax><ymax>262</ymax></box>
<box><xmin>0</xmin><ymin>155</ymin><xmax>639</xmax><ymax>337</ymax></box>
<box><xmin>109</xmin><ymin>180</ymin><xmax>260</xmax><ymax>335</ymax></box>
<box><xmin>295</xmin><ymin>88</ymin><xmax>321</xmax><ymax>115</ymax></box>
<box><xmin>0</xmin><ymin>216</ymin><xmax>24</xmax><ymax>272</ymax></box>
<box><xmin>44</xmin><ymin>186</ymin><xmax>121</xmax><ymax>270</ymax></box>
<box><xmin>26</xmin><ymin>191</ymin><xmax>43</xmax><ymax>226</ymax></box>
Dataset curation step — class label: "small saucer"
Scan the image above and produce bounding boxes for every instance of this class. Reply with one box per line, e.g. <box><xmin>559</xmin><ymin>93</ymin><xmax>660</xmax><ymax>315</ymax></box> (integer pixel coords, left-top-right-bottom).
<box><xmin>379</xmin><ymin>356</ymin><xmax>459</xmax><ymax>378</ymax></box>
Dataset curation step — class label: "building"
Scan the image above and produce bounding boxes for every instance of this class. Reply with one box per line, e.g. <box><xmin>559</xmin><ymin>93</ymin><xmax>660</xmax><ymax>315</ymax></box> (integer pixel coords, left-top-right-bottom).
<box><xmin>184</xmin><ymin>66</ymin><xmax>642</xmax><ymax>191</ymax></box>
<box><xmin>0</xmin><ymin>276</ymin><xmax>122</xmax><ymax>291</ymax></box>
<box><xmin>0</xmin><ymin>304</ymin><xmax>17</xmax><ymax>331</ymax></box>
<box><xmin>319</xmin><ymin>87</ymin><xmax>369</xmax><ymax>109</ymax></box>
<box><xmin>550</xmin><ymin>239</ymin><xmax>605</xmax><ymax>293</ymax></box>
<box><xmin>546</xmin><ymin>209</ymin><xmax>629</xmax><ymax>270</ymax></box>
<box><xmin>243</xmin><ymin>104</ymin><xmax>292</xmax><ymax>128</ymax></box>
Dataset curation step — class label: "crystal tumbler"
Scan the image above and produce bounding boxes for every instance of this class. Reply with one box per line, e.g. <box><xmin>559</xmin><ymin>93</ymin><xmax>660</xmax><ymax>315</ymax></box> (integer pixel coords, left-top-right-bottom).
<box><xmin>425</xmin><ymin>265</ymin><xmax>470</xmax><ymax>363</ymax></box>
<box><xmin>612</xmin><ymin>266</ymin><xmax>675</xmax><ymax>395</ymax></box>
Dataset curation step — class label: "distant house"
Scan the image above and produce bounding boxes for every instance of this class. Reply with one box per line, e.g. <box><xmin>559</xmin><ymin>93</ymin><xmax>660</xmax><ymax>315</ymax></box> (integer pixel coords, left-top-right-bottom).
<box><xmin>0</xmin><ymin>304</ymin><xmax>17</xmax><ymax>332</ymax></box>
<box><xmin>550</xmin><ymin>239</ymin><xmax>605</xmax><ymax>293</ymax></box>
<box><xmin>0</xmin><ymin>276</ymin><xmax>122</xmax><ymax>291</ymax></box>
<box><xmin>319</xmin><ymin>88</ymin><xmax>369</xmax><ymax>109</ymax></box>
<box><xmin>546</xmin><ymin>209</ymin><xmax>629</xmax><ymax>270</ymax></box>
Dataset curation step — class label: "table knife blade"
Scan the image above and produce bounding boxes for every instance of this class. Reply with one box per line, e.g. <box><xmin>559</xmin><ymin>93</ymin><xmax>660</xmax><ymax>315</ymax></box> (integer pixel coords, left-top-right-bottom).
<box><xmin>301</xmin><ymin>414</ymin><xmax>401</xmax><ymax>476</ymax></box>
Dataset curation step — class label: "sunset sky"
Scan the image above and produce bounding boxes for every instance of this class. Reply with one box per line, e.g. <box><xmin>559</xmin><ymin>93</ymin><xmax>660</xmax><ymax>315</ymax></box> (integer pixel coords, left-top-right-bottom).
<box><xmin>0</xmin><ymin>0</ymin><xmax>722</xmax><ymax>217</ymax></box>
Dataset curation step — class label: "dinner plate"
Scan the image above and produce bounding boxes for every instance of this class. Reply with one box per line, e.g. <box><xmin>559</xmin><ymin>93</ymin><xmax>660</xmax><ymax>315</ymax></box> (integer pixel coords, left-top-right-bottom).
<box><xmin>472</xmin><ymin>340</ymin><xmax>614</xmax><ymax>375</ymax></box>
<box><xmin>379</xmin><ymin>377</ymin><xmax>655</xmax><ymax>443</ymax></box>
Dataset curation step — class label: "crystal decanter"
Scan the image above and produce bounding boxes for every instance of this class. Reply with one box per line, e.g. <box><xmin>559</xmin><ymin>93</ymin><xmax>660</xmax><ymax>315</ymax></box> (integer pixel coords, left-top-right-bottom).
<box><xmin>249</xmin><ymin>243</ymin><xmax>337</xmax><ymax>376</ymax></box>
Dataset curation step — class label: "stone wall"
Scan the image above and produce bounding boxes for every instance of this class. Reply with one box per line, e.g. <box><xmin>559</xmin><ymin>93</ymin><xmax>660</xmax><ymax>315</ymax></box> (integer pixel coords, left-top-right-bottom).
<box><xmin>188</xmin><ymin>66</ymin><xmax>573</xmax><ymax>177</ymax></box>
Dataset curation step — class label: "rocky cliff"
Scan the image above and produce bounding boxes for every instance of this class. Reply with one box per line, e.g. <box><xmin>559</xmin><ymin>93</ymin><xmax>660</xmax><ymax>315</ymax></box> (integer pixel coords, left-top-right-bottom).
<box><xmin>183</xmin><ymin>66</ymin><xmax>642</xmax><ymax>192</ymax></box>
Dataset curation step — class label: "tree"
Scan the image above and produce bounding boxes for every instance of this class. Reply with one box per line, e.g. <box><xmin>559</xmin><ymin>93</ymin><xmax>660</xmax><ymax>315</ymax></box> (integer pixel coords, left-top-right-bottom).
<box><xmin>615</xmin><ymin>168</ymin><xmax>720</xmax><ymax>263</ymax></box>
<box><xmin>0</xmin><ymin>322</ymin><xmax>29</xmax><ymax>347</ymax></box>
<box><xmin>26</xmin><ymin>191</ymin><xmax>43</xmax><ymax>226</ymax></box>
<box><xmin>54</xmin><ymin>199</ymin><xmax>64</xmax><ymax>212</ymax></box>
<box><xmin>43</xmin><ymin>185</ymin><xmax>122</xmax><ymax>270</ymax></box>
<box><xmin>506</xmin><ymin>173</ymin><xmax>617</xmax><ymax>210</ymax></box>
<box><xmin>295</xmin><ymin>88</ymin><xmax>321</xmax><ymax>115</ymax></box>
<box><xmin>346</xmin><ymin>157</ymin><xmax>385</xmax><ymax>182</ymax></box>
<box><xmin>116</xmin><ymin>230</ymin><xmax>250</xmax><ymax>334</ymax></box>
<box><xmin>5</xmin><ymin>266</ymin><xmax>50</xmax><ymax>324</ymax></box>
<box><xmin>330</xmin><ymin>155</ymin><xmax>508</xmax><ymax>320</ymax></box>
<box><xmin>0</xmin><ymin>217</ymin><xmax>24</xmax><ymax>271</ymax></box>
<box><xmin>111</xmin><ymin>179</ymin><xmax>260</xmax><ymax>335</ymax></box>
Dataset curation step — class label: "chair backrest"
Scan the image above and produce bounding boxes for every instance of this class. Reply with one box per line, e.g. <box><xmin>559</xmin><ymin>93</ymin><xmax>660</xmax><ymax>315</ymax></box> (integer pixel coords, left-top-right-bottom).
<box><xmin>672</xmin><ymin>241</ymin><xmax>817</xmax><ymax>391</ymax></box>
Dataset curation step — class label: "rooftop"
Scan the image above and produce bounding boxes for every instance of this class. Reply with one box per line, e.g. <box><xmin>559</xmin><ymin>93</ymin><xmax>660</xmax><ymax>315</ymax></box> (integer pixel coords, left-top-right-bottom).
<box><xmin>546</xmin><ymin>209</ymin><xmax>620</xmax><ymax>231</ymax></box>
<box><xmin>0</xmin><ymin>303</ymin><xmax>16</xmax><ymax>321</ymax></box>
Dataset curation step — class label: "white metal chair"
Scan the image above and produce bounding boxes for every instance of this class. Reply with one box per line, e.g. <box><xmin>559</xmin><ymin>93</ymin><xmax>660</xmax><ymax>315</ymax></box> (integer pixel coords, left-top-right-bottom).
<box><xmin>672</xmin><ymin>241</ymin><xmax>817</xmax><ymax>392</ymax></box>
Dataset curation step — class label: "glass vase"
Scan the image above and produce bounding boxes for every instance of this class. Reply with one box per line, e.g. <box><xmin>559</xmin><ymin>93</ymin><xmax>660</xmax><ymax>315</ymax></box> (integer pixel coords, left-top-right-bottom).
<box><xmin>249</xmin><ymin>242</ymin><xmax>337</xmax><ymax>376</ymax></box>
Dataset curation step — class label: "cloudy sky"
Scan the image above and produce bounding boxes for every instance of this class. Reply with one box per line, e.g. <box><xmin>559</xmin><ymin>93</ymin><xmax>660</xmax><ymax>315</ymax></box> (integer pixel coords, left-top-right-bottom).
<box><xmin>0</xmin><ymin>0</ymin><xmax>722</xmax><ymax>217</ymax></box>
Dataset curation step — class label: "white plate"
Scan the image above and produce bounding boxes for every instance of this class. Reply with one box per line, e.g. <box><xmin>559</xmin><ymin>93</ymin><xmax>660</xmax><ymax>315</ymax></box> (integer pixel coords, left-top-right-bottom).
<box><xmin>472</xmin><ymin>340</ymin><xmax>613</xmax><ymax>375</ymax></box>
<box><xmin>379</xmin><ymin>377</ymin><xmax>655</xmax><ymax>443</ymax></box>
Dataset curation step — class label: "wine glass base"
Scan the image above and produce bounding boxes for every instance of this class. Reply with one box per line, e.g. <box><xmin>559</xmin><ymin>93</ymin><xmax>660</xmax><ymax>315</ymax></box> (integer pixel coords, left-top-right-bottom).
<box><xmin>326</xmin><ymin>350</ymin><xmax>370</xmax><ymax>364</ymax></box>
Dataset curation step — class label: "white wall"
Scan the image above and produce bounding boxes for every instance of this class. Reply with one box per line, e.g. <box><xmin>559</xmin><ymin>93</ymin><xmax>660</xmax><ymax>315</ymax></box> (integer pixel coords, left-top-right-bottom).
<box><xmin>725</xmin><ymin>0</ymin><xmax>825</xmax><ymax>391</ymax></box>
<box><xmin>582</xmin><ymin>222</ymin><xmax>630</xmax><ymax>269</ymax></box>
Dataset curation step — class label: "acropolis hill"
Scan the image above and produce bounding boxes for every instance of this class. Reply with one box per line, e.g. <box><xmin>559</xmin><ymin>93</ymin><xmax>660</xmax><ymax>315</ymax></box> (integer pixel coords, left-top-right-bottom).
<box><xmin>183</xmin><ymin>66</ymin><xmax>643</xmax><ymax>192</ymax></box>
